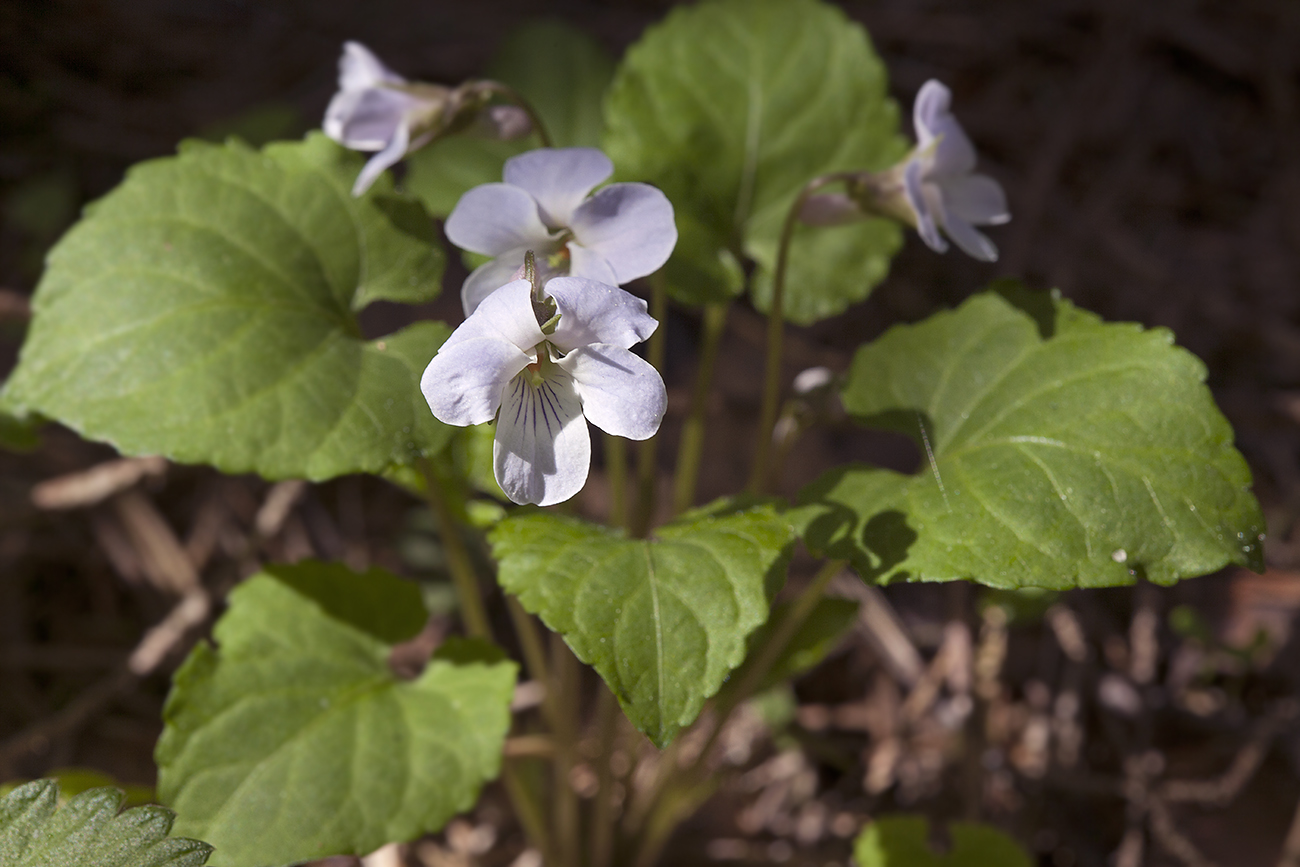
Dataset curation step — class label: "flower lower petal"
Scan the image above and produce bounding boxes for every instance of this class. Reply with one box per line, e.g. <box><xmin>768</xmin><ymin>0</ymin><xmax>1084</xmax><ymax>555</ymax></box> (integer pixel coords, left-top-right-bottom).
<box><xmin>494</xmin><ymin>372</ymin><xmax>591</xmax><ymax>506</ymax></box>
<box><xmin>446</xmin><ymin>183</ymin><xmax>552</xmax><ymax>257</ymax></box>
<box><xmin>568</xmin><ymin>183</ymin><xmax>677</xmax><ymax>283</ymax></box>
<box><xmin>352</xmin><ymin>121</ymin><xmax>410</xmax><ymax>196</ymax></box>
<box><xmin>559</xmin><ymin>344</ymin><xmax>666</xmax><ymax>441</ymax></box>
<box><xmin>326</xmin><ymin>88</ymin><xmax>418</xmax><ymax>150</ymax></box>
<box><xmin>421</xmin><ymin>337</ymin><xmax>531</xmax><ymax>426</ymax></box>
<box><xmin>942</xmin><ymin>174</ymin><xmax>1010</xmax><ymax>226</ymax></box>
<box><xmin>904</xmin><ymin>160</ymin><xmax>947</xmax><ymax>254</ymax></box>
<box><xmin>940</xmin><ymin>210</ymin><xmax>999</xmax><ymax>262</ymax></box>
<box><xmin>503</xmin><ymin>148</ymin><xmax>613</xmax><ymax>227</ymax></box>
<box><xmin>545</xmin><ymin>276</ymin><xmax>658</xmax><ymax>353</ymax></box>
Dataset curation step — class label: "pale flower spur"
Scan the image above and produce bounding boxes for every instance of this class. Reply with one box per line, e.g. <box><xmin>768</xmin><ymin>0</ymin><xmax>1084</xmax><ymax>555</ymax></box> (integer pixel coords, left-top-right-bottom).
<box><xmin>421</xmin><ymin>260</ymin><xmax>667</xmax><ymax>507</ymax></box>
<box><xmin>445</xmin><ymin>147</ymin><xmax>678</xmax><ymax>316</ymax></box>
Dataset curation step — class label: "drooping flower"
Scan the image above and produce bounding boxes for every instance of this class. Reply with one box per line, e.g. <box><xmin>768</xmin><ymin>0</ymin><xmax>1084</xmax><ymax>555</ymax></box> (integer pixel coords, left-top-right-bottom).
<box><xmin>798</xmin><ymin>80</ymin><xmax>1009</xmax><ymax>261</ymax></box>
<box><xmin>421</xmin><ymin>266</ymin><xmax>666</xmax><ymax>506</ymax></box>
<box><xmin>444</xmin><ymin>148</ymin><xmax>677</xmax><ymax>316</ymax></box>
<box><xmin>323</xmin><ymin>42</ymin><xmax>532</xmax><ymax>197</ymax></box>
<box><xmin>324</xmin><ymin>42</ymin><xmax>452</xmax><ymax>196</ymax></box>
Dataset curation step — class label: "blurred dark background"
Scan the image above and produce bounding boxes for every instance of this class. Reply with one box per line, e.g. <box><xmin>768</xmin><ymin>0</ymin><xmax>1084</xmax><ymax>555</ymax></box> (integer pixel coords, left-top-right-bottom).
<box><xmin>2</xmin><ymin>1</ymin><xmax>1299</xmax><ymax>866</ymax></box>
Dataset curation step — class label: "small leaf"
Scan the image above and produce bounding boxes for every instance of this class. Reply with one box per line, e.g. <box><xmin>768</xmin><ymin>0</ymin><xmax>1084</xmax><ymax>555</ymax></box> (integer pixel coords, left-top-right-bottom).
<box><xmin>491</xmin><ymin>498</ymin><xmax>795</xmax><ymax>747</ymax></box>
<box><xmin>156</xmin><ymin>561</ymin><xmax>516</xmax><ymax>867</ymax></box>
<box><xmin>853</xmin><ymin>815</ymin><xmax>1032</xmax><ymax>867</ymax></box>
<box><xmin>0</xmin><ymin>779</ymin><xmax>211</xmax><ymax>867</ymax></box>
<box><xmin>603</xmin><ymin>0</ymin><xmax>906</xmax><ymax>320</ymax></box>
<box><xmin>795</xmin><ymin>290</ymin><xmax>1265</xmax><ymax>589</ymax></box>
<box><xmin>3</xmin><ymin>134</ymin><xmax>453</xmax><ymax>481</ymax></box>
<box><xmin>0</xmin><ymin>406</ymin><xmax>39</xmax><ymax>452</ymax></box>
<box><xmin>405</xmin><ymin>19</ymin><xmax>615</xmax><ymax>218</ymax></box>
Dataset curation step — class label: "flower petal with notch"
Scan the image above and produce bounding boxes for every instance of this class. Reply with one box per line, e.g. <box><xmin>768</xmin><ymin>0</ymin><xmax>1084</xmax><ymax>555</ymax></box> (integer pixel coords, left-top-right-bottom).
<box><xmin>421</xmin><ymin>275</ymin><xmax>666</xmax><ymax>506</ymax></box>
<box><xmin>444</xmin><ymin>148</ymin><xmax>678</xmax><ymax>316</ymax></box>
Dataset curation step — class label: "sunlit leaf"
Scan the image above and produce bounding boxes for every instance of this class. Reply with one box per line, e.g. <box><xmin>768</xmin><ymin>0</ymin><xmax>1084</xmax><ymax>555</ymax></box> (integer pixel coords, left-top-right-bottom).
<box><xmin>156</xmin><ymin>561</ymin><xmax>516</xmax><ymax>867</ymax></box>
<box><xmin>492</xmin><ymin>498</ymin><xmax>794</xmax><ymax>747</ymax></box>
<box><xmin>796</xmin><ymin>290</ymin><xmax>1264</xmax><ymax>588</ymax></box>
<box><xmin>2</xmin><ymin>134</ymin><xmax>452</xmax><ymax>481</ymax></box>
<box><xmin>853</xmin><ymin>815</ymin><xmax>1032</xmax><ymax>867</ymax></box>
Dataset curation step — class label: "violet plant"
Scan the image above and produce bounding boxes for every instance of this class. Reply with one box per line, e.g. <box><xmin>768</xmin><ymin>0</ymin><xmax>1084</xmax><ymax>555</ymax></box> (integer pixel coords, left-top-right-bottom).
<box><xmin>0</xmin><ymin>1</ymin><xmax>1263</xmax><ymax>865</ymax></box>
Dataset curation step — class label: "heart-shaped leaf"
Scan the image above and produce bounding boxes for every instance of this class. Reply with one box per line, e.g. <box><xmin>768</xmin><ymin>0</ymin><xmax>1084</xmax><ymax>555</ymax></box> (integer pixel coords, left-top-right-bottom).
<box><xmin>491</xmin><ymin>499</ymin><xmax>794</xmax><ymax>747</ymax></box>
<box><xmin>796</xmin><ymin>289</ymin><xmax>1264</xmax><ymax>588</ymax></box>
<box><xmin>603</xmin><ymin>0</ymin><xmax>906</xmax><ymax>320</ymax></box>
<box><xmin>156</xmin><ymin>561</ymin><xmax>516</xmax><ymax>867</ymax></box>
<box><xmin>2</xmin><ymin>133</ymin><xmax>451</xmax><ymax>481</ymax></box>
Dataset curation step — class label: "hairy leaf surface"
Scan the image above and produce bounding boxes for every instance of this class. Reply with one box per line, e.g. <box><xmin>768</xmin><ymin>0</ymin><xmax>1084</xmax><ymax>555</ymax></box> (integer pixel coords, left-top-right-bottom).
<box><xmin>0</xmin><ymin>780</ymin><xmax>211</xmax><ymax>867</ymax></box>
<box><xmin>3</xmin><ymin>134</ymin><xmax>450</xmax><ymax>480</ymax></box>
<box><xmin>603</xmin><ymin>0</ymin><xmax>905</xmax><ymax>319</ymax></box>
<box><xmin>796</xmin><ymin>291</ymin><xmax>1264</xmax><ymax>588</ymax></box>
<box><xmin>492</xmin><ymin>499</ymin><xmax>794</xmax><ymax>747</ymax></box>
<box><xmin>156</xmin><ymin>562</ymin><xmax>515</xmax><ymax>867</ymax></box>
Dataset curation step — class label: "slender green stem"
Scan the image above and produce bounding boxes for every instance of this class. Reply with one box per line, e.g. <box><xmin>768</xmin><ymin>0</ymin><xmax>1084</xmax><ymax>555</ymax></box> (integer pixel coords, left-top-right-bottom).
<box><xmin>505</xmin><ymin>595</ymin><xmax>565</xmax><ymax>735</ymax></box>
<box><xmin>551</xmin><ymin>633</ymin><xmax>582</xmax><ymax>866</ymax></box>
<box><xmin>417</xmin><ymin>459</ymin><xmax>492</xmax><ymax>641</ymax></box>
<box><xmin>590</xmin><ymin>684</ymin><xmax>620</xmax><ymax>867</ymax></box>
<box><xmin>501</xmin><ymin>761</ymin><xmax>558</xmax><ymax>865</ymax></box>
<box><xmin>671</xmin><ymin>302</ymin><xmax>730</xmax><ymax>516</ymax></box>
<box><xmin>474</xmin><ymin>80</ymin><xmax>554</xmax><ymax>147</ymax></box>
<box><xmin>747</xmin><ymin>174</ymin><xmax>854</xmax><ymax>494</ymax></box>
<box><xmin>633</xmin><ymin>560</ymin><xmax>846</xmax><ymax>863</ymax></box>
<box><xmin>606</xmin><ymin>433</ymin><xmax>630</xmax><ymax>530</ymax></box>
<box><xmin>416</xmin><ymin>459</ymin><xmax>555</xmax><ymax>862</ymax></box>
<box><xmin>632</xmin><ymin>276</ymin><xmax>668</xmax><ymax>537</ymax></box>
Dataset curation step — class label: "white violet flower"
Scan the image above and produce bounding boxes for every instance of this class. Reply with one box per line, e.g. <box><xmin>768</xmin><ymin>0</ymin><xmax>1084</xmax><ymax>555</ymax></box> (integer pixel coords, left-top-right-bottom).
<box><xmin>421</xmin><ymin>266</ymin><xmax>666</xmax><ymax>507</ymax></box>
<box><xmin>902</xmin><ymin>79</ymin><xmax>1010</xmax><ymax>261</ymax></box>
<box><xmin>324</xmin><ymin>42</ymin><xmax>452</xmax><ymax>196</ymax></box>
<box><xmin>445</xmin><ymin>147</ymin><xmax>677</xmax><ymax>316</ymax></box>
<box><xmin>797</xmin><ymin>79</ymin><xmax>1009</xmax><ymax>261</ymax></box>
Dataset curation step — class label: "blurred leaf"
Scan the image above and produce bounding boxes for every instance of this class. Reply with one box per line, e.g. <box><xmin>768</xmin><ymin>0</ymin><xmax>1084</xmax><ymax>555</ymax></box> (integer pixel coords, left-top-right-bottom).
<box><xmin>197</xmin><ymin>103</ymin><xmax>304</xmax><ymax>148</ymax></box>
<box><xmin>405</xmin><ymin>19</ymin><xmax>614</xmax><ymax>218</ymax></box>
<box><xmin>492</xmin><ymin>498</ymin><xmax>795</xmax><ymax>747</ymax></box>
<box><xmin>0</xmin><ymin>780</ymin><xmax>211</xmax><ymax>867</ymax></box>
<box><xmin>603</xmin><ymin>0</ymin><xmax>906</xmax><ymax>320</ymax></box>
<box><xmin>795</xmin><ymin>290</ymin><xmax>1264</xmax><ymax>589</ymax></box>
<box><xmin>156</xmin><ymin>561</ymin><xmax>515</xmax><ymax>867</ymax></box>
<box><xmin>730</xmin><ymin>597</ymin><xmax>859</xmax><ymax>697</ymax></box>
<box><xmin>4</xmin><ymin>169</ymin><xmax>77</xmax><ymax>238</ymax></box>
<box><xmin>0</xmin><ymin>407</ymin><xmax>39</xmax><ymax>452</ymax></box>
<box><xmin>853</xmin><ymin>815</ymin><xmax>1031</xmax><ymax>867</ymax></box>
<box><xmin>3</xmin><ymin>134</ymin><xmax>453</xmax><ymax>481</ymax></box>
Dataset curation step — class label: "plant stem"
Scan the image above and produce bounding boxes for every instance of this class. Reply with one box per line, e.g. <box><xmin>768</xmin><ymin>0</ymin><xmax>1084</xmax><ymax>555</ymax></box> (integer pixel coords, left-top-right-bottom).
<box><xmin>747</xmin><ymin>174</ymin><xmax>853</xmax><ymax>495</ymax></box>
<box><xmin>416</xmin><ymin>459</ymin><xmax>554</xmax><ymax>862</ymax></box>
<box><xmin>505</xmin><ymin>595</ymin><xmax>564</xmax><ymax>735</ymax></box>
<box><xmin>551</xmin><ymin>632</ymin><xmax>582</xmax><ymax>866</ymax></box>
<box><xmin>671</xmin><ymin>302</ymin><xmax>729</xmax><ymax>516</ymax></box>
<box><xmin>590</xmin><ymin>684</ymin><xmax>620</xmax><ymax>867</ymax></box>
<box><xmin>606</xmin><ymin>433</ymin><xmax>629</xmax><ymax>530</ymax></box>
<box><xmin>416</xmin><ymin>459</ymin><xmax>492</xmax><ymax>641</ymax></box>
<box><xmin>632</xmin><ymin>276</ymin><xmax>668</xmax><ymax>537</ymax></box>
<box><xmin>475</xmin><ymin>81</ymin><xmax>554</xmax><ymax>147</ymax></box>
<box><xmin>633</xmin><ymin>560</ymin><xmax>847</xmax><ymax>864</ymax></box>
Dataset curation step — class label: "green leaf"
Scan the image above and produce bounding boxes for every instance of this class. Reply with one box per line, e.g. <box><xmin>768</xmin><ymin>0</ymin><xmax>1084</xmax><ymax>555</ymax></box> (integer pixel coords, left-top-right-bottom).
<box><xmin>0</xmin><ymin>780</ymin><xmax>211</xmax><ymax>867</ymax></box>
<box><xmin>3</xmin><ymin>134</ymin><xmax>454</xmax><ymax>481</ymax></box>
<box><xmin>491</xmin><ymin>498</ymin><xmax>795</xmax><ymax>747</ymax></box>
<box><xmin>795</xmin><ymin>290</ymin><xmax>1265</xmax><ymax>589</ymax></box>
<box><xmin>405</xmin><ymin>19</ymin><xmax>615</xmax><ymax>218</ymax></box>
<box><xmin>156</xmin><ymin>561</ymin><xmax>516</xmax><ymax>867</ymax></box>
<box><xmin>853</xmin><ymin>815</ymin><xmax>1032</xmax><ymax>867</ymax></box>
<box><xmin>0</xmin><ymin>407</ymin><xmax>39</xmax><ymax>452</ymax></box>
<box><xmin>603</xmin><ymin>0</ymin><xmax>906</xmax><ymax>320</ymax></box>
<box><xmin>0</xmin><ymin>769</ymin><xmax>154</xmax><ymax>808</ymax></box>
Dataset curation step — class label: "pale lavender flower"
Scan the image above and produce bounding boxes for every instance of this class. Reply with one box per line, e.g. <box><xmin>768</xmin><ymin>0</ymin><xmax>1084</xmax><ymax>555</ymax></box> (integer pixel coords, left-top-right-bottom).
<box><xmin>324</xmin><ymin>42</ymin><xmax>451</xmax><ymax>196</ymax></box>
<box><xmin>903</xmin><ymin>80</ymin><xmax>1010</xmax><ymax>261</ymax></box>
<box><xmin>797</xmin><ymin>80</ymin><xmax>1009</xmax><ymax>261</ymax></box>
<box><xmin>445</xmin><ymin>148</ymin><xmax>677</xmax><ymax>316</ymax></box>
<box><xmin>421</xmin><ymin>273</ymin><xmax>666</xmax><ymax>506</ymax></box>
